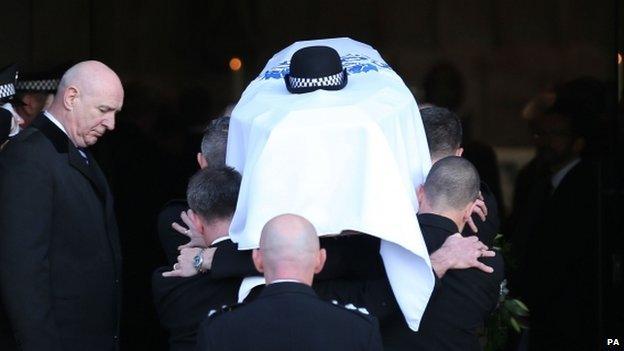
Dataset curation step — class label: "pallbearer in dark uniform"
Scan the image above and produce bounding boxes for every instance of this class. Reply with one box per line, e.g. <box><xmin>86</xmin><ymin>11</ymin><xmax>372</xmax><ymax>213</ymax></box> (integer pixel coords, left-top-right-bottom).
<box><xmin>152</xmin><ymin>166</ymin><xmax>250</xmax><ymax>351</ymax></box>
<box><xmin>0</xmin><ymin>61</ymin><xmax>124</xmax><ymax>350</ymax></box>
<box><xmin>0</xmin><ymin>64</ymin><xmax>19</xmax><ymax>146</ymax></box>
<box><xmin>382</xmin><ymin>157</ymin><xmax>504</xmax><ymax>351</ymax></box>
<box><xmin>196</xmin><ymin>214</ymin><xmax>383</xmax><ymax>351</ymax></box>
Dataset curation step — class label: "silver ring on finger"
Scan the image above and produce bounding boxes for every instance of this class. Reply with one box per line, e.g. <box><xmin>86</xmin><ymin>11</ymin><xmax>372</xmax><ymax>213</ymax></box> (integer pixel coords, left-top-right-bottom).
<box><xmin>173</xmin><ymin>263</ymin><xmax>180</xmax><ymax>270</ymax></box>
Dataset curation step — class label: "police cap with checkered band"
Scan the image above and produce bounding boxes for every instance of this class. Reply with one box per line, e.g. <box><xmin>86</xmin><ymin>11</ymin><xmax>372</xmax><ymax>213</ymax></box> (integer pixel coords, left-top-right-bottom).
<box><xmin>0</xmin><ymin>64</ymin><xmax>18</xmax><ymax>102</ymax></box>
<box><xmin>284</xmin><ymin>46</ymin><xmax>348</xmax><ymax>94</ymax></box>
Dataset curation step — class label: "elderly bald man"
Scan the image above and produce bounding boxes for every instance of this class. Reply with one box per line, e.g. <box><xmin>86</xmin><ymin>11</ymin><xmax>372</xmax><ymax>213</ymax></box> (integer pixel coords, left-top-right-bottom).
<box><xmin>196</xmin><ymin>214</ymin><xmax>383</xmax><ymax>351</ymax></box>
<box><xmin>0</xmin><ymin>61</ymin><xmax>124</xmax><ymax>350</ymax></box>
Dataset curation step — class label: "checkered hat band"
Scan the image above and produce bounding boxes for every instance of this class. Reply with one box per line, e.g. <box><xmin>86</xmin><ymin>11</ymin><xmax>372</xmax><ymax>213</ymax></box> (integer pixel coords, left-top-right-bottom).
<box><xmin>289</xmin><ymin>71</ymin><xmax>344</xmax><ymax>89</ymax></box>
<box><xmin>15</xmin><ymin>79</ymin><xmax>60</xmax><ymax>91</ymax></box>
<box><xmin>0</xmin><ymin>83</ymin><xmax>15</xmax><ymax>99</ymax></box>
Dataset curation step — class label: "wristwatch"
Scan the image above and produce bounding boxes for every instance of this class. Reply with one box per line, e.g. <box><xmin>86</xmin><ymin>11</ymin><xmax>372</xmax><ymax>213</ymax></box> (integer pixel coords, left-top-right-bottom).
<box><xmin>193</xmin><ymin>248</ymin><xmax>206</xmax><ymax>273</ymax></box>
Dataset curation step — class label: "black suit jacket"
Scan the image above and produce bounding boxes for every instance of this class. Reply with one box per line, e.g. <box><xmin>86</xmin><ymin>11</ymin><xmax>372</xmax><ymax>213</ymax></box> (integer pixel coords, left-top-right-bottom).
<box><xmin>526</xmin><ymin>159</ymin><xmax>600</xmax><ymax>351</ymax></box>
<box><xmin>151</xmin><ymin>239</ymin><xmax>247</xmax><ymax>351</ymax></box>
<box><xmin>382</xmin><ymin>214</ymin><xmax>504</xmax><ymax>351</ymax></box>
<box><xmin>196</xmin><ymin>282</ymin><xmax>383</xmax><ymax>351</ymax></box>
<box><xmin>0</xmin><ymin>114</ymin><xmax>122</xmax><ymax>350</ymax></box>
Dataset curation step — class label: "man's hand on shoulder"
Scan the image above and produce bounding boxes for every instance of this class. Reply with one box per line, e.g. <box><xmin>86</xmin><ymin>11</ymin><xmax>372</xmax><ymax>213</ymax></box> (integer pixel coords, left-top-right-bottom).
<box><xmin>430</xmin><ymin>233</ymin><xmax>495</xmax><ymax>278</ymax></box>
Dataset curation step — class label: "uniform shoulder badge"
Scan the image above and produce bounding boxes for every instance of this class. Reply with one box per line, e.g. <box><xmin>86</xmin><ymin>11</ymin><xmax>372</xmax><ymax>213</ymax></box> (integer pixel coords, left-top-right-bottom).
<box><xmin>206</xmin><ymin>302</ymin><xmax>243</xmax><ymax>319</ymax></box>
<box><xmin>329</xmin><ymin>299</ymin><xmax>370</xmax><ymax>315</ymax></box>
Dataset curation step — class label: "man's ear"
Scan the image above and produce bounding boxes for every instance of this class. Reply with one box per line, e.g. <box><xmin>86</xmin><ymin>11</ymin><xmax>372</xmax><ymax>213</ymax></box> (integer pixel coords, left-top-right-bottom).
<box><xmin>417</xmin><ymin>185</ymin><xmax>426</xmax><ymax>207</ymax></box>
<box><xmin>188</xmin><ymin>210</ymin><xmax>206</xmax><ymax>235</ymax></box>
<box><xmin>455</xmin><ymin>147</ymin><xmax>464</xmax><ymax>157</ymax></box>
<box><xmin>197</xmin><ymin>153</ymin><xmax>208</xmax><ymax>169</ymax></box>
<box><xmin>63</xmin><ymin>86</ymin><xmax>79</xmax><ymax>111</ymax></box>
<box><xmin>252</xmin><ymin>249</ymin><xmax>264</xmax><ymax>273</ymax></box>
<box><xmin>314</xmin><ymin>248</ymin><xmax>327</xmax><ymax>274</ymax></box>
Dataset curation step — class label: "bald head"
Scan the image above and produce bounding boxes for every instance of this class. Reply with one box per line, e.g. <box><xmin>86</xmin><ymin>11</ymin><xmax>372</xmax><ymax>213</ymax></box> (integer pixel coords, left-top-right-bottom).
<box><xmin>418</xmin><ymin>156</ymin><xmax>480</xmax><ymax>232</ymax></box>
<box><xmin>253</xmin><ymin>214</ymin><xmax>326</xmax><ymax>285</ymax></box>
<box><xmin>49</xmin><ymin>61</ymin><xmax>124</xmax><ymax>147</ymax></box>
<box><xmin>422</xmin><ymin>156</ymin><xmax>480</xmax><ymax>212</ymax></box>
<box><xmin>56</xmin><ymin>61</ymin><xmax>122</xmax><ymax>99</ymax></box>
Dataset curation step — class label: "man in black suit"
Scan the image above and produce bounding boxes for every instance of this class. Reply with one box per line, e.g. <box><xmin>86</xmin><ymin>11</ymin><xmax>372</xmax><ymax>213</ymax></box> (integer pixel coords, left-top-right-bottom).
<box><xmin>153</xmin><ymin>166</ymin><xmax>253</xmax><ymax>351</ymax></box>
<box><xmin>521</xmin><ymin>77</ymin><xmax>605</xmax><ymax>351</ymax></box>
<box><xmin>0</xmin><ymin>61</ymin><xmax>124</xmax><ymax>350</ymax></box>
<box><xmin>196</xmin><ymin>214</ymin><xmax>383</xmax><ymax>351</ymax></box>
<box><xmin>383</xmin><ymin>156</ymin><xmax>504</xmax><ymax>350</ymax></box>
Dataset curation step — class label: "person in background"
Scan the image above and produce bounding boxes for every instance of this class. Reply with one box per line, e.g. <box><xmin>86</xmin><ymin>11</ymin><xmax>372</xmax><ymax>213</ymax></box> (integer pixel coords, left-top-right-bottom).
<box><xmin>521</xmin><ymin>77</ymin><xmax>605</xmax><ymax>351</ymax></box>
<box><xmin>422</xmin><ymin>63</ymin><xmax>505</xmax><ymax>221</ymax></box>
<box><xmin>9</xmin><ymin>67</ymin><xmax>61</xmax><ymax>128</ymax></box>
<box><xmin>0</xmin><ymin>64</ymin><xmax>20</xmax><ymax>146</ymax></box>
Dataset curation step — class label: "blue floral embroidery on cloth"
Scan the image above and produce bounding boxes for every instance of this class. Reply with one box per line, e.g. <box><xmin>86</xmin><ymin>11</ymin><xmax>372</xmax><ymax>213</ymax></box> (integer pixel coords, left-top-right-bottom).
<box><xmin>259</xmin><ymin>54</ymin><xmax>392</xmax><ymax>80</ymax></box>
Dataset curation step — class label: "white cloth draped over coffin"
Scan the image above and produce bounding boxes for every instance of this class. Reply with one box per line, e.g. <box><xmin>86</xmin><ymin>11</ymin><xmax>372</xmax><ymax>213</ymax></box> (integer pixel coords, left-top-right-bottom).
<box><xmin>226</xmin><ymin>37</ymin><xmax>433</xmax><ymax>331</ymax></box>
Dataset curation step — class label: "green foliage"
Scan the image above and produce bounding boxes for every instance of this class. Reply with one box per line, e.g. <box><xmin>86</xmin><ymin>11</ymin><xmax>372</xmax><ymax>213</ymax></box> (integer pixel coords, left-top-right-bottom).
<box><xmin>484</xmin><ymin>233</ymin><xmax>529</xmax><ymax>351</ymax></box>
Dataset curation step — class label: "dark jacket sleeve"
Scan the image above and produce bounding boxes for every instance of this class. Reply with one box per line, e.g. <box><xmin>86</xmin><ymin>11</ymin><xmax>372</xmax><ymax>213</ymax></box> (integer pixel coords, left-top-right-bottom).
<box><xmin>209</xmin><ymin>237</ymin><xmax>360</xmax><ymax>280</ymax></box>
<box><xmin>210</xmin><ymin>235</ymin><xmax>384</xmax><ymax>280</ymax></box>
<box><xmin>317</xmin><ymin>234</ymin><xmax>385</xmax><ymax>280</ymax></box>
<box><xmin>209</xmin><ymin>240</ymin><xmax>258</xmax><ymax>279</ymax></box>
<box><xmin>0</xmin><ymin>146</ymin><xmax>62</xmax><ymax>350</ymax></box>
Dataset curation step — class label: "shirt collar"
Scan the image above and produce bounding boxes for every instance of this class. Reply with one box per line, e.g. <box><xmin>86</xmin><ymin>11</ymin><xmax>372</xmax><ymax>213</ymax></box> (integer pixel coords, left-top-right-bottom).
<box><xmin>43</xmin><ymin>110</ymin><xmax>69</xmax><ymax>137</ymax></box>
<box><xmin>551</xmin><ymin>158</ymin><xmax>580</xmax><ymax>190</ymax></box>
<box><xmin>270</xmin><ymin>279</ymin><xmax>303</xmax><ymax>284</ymax></box>
<box><xmin>211</xmin><ymin>236</ymin><xmax>231</xmax><ymax>245</ymax></box>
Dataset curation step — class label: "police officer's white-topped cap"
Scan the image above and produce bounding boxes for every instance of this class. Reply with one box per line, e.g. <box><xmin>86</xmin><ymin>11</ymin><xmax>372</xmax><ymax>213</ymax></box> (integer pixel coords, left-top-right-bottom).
<box><xmin>0</xmin><ymin>64</ymin><xmax>18</xmax><ymax>101</ymax></box>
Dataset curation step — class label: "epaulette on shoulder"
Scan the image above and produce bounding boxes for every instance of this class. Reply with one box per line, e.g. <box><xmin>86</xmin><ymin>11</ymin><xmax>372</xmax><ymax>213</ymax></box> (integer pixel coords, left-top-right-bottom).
<box><xmin>205</xmin><ymin>302</ymin><xmax>244</xmax><ymax>320</ymax></box>
<box><xmin>328</xmin><ymin>299</ymin><xmax>374</xmax><ymax>320</ymax></box>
